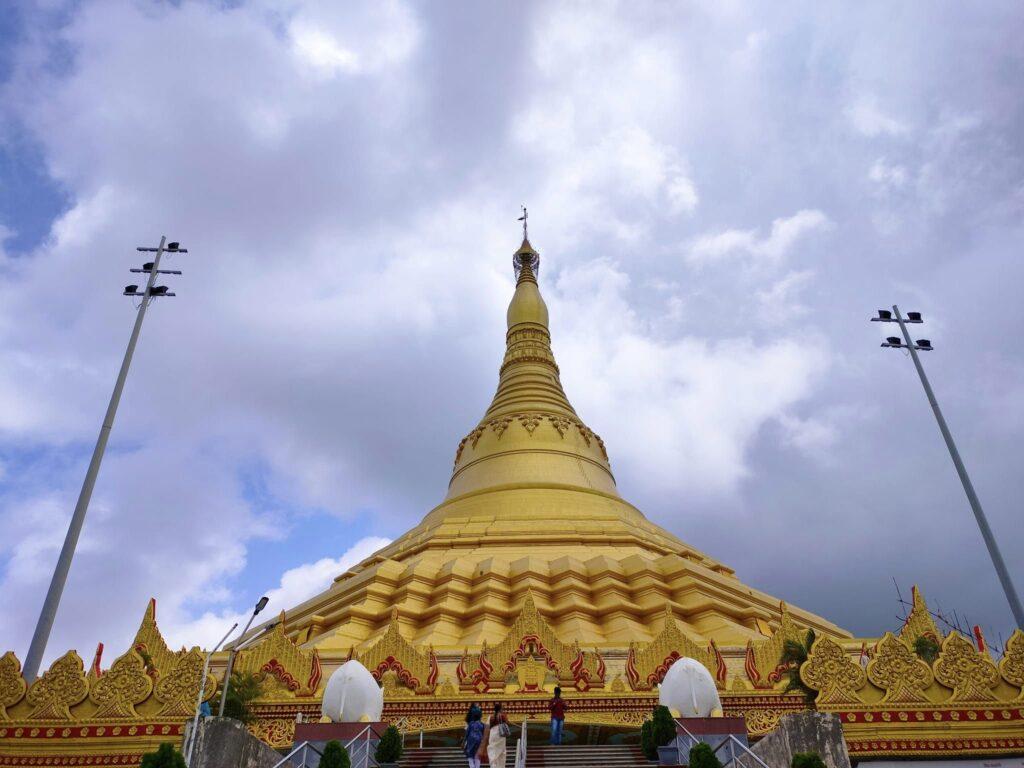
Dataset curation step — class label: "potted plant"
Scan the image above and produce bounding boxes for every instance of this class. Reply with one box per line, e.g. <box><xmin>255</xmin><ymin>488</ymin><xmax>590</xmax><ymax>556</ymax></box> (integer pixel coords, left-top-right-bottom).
<box><xmin>374</xmin><ymin>724</ymin><xmax>404</xmax><ymax>767</ymax></box>
<box><xmin>792</xmin><ymin>752</ymin><xmax>827</xmax><ymax>768</ymax></box>
<box><xmin>139</xmin><ymin>744</ymin><xmax>187</xmax><ymax>768</ymax></box>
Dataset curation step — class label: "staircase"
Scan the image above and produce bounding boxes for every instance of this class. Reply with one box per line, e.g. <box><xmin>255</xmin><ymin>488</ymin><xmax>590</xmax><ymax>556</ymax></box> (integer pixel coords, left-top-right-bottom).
<box><xmin>396</xmin><ymin>744</ymin><xmax>653</xmax><ymax>768</ymax></box>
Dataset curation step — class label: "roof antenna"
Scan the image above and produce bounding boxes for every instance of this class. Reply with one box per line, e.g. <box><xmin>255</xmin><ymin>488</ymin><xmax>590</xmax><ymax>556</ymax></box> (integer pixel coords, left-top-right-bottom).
<box><xmin>518</xmin><ymin>205</ymin><xmax>528</xmax><ymax>241</ymax></box>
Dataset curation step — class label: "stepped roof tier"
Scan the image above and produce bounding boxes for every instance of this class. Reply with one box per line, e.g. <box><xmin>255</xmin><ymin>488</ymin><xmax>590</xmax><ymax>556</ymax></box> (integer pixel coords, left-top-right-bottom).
<box><xmin>277</xmin><ymin>237</ymin><xmax>850</xmax><ymax>653</ymax></box>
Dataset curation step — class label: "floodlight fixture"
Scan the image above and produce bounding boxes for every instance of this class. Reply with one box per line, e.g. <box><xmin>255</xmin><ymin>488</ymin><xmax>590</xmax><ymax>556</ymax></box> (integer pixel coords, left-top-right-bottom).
<box><xmin>906</xmin><ymin>311</ymin><xmax>923</xmax><ymax>323</ymax></box>
<box><xmin>916</xmin><ymin>339</ymin><xmax>933</xmax><ymax>351</ymax></box>
<box><xmin>872</xmin><ymin>310</ymin><xmax>893</xmax><ymax>322</ymax></box>
<box><xmin>124</xmin><ymin>284</ymin><xmax>139</xmax><ymax>295</ymax></box>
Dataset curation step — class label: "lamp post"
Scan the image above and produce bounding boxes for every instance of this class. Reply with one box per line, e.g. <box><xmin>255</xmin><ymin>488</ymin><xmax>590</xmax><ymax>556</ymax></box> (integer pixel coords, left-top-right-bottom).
<box><xmin>184</xmin><ymin>622</ymin><xmax>237</xmax><ymax>767</ymax></box>
<box><xmin>23</xmin><ymin>238</ymin><xmax>187</xmax><ymax>681</ymax></box>
<box><xmin>218</xmin><ymin>596</ymin><xmax>270</xmax><ymax>717</ymax></box>
<box><xmin>873</xmin><ymin>305</ymin><xmax>1024</xmax><ymax>628</ymax></box>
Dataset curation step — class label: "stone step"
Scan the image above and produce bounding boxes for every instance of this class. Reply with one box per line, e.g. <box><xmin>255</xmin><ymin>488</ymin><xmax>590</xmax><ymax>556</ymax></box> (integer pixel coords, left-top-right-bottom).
<box><xmin>397</xmin><ymin>744</ymin><xmax>654</xmax><ymax>768</ymax></box>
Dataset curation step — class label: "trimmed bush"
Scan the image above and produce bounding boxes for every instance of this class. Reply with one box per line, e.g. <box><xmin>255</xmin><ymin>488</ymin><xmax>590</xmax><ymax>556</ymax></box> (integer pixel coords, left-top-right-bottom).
<box><xmin>139</xmin><ymin>744</ymin><xmax>186</xmax><ymax>768</ymax></box>
<box><xmin>374</xmin><ymin>724</ymin><xmax>404</xmax><ymax>764</ymax></box>
<box><xmin>689</xmin><ymin>742</ymin><xmax>723</xmax><ymax>768</ymax></box>
<box><xmin>641</xmin><ymin>719</ymin><xmax>657</xmax><ymax>760</ymax></box>
<box><xmin>319</xmin><ymin>740</ymin><xmax>350</xmax><ymax>768</ymax></box>
<box><xmin>651</xmin><ymin>705</ymin><xmax>676</xmax><ymax>749</ymax></box>
<box><xmin>792</xmin><ymin>752</ymin><xmax>827</xmax><ymax>768</ymax></box>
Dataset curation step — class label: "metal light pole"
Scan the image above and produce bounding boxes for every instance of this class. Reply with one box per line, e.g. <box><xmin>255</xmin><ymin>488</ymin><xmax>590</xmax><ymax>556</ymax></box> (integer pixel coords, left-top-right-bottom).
<box><xmin>874</xmin><ymin>305</ymin><xmax>1024</xmax><ymax>628</ymax></box>
<box><xmin>218</xmin><ymin>596</ymin><xmax>270</xmax><ymax>717</ymax></box>
<box><xmin>22</xmin><ymin>237</ymin><xmax>187</xmax><ymax>681</ymax></box>
<box><xmin>184</xmin><ymin>622</ymin><xmax>237</xmax><ymax>767</ymax></box>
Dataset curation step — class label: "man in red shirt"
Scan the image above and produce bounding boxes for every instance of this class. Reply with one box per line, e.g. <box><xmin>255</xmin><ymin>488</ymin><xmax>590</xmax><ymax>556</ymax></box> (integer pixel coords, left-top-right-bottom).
<box><xmin>549</xmin><ymin>686</ymin><xmax>567</xmax><ymax>745</ymax></box>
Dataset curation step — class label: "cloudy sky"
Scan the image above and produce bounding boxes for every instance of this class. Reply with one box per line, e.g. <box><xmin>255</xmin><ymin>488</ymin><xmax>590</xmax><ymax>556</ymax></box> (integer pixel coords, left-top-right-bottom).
<box><xmin>1</xmin><ymin>1</ymin><xmax>1022</xmax><ymax>666</ymax></box>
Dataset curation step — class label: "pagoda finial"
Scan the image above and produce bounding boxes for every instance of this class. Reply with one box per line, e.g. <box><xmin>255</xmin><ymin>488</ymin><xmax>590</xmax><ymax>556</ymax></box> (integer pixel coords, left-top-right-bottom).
<box><xmin>518</xmin><ymin>205</ymin><xmax>529</xmax><ymax>240</ymax></box>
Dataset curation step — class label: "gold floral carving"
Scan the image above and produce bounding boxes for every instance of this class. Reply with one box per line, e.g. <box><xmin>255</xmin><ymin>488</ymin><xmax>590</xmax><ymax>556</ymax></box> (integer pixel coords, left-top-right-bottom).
<box><xmin>867</xmin><ymin>632</ymin><xmax>933</xmax><ymax>704</ymax></box>
<box><xmin>800</xmin><ymin>637</ymin><xmax>866</xmax><ymax>706</ymax></box>
<box><xmin>88</xmin><ymin>649</ymin><xmax>152</xmax><ymax>719</ymax></box>
<box><xmin>131</xmin><ymin>599</ymin><xmax>177</xmax><ymax>680</ymax></box>
<box><xmin>357</xmin><ymin>608</ymin><xmax>434</xmax><ymax>693</ymax></box>
<box><xmin>738</xmin><ymin>708</ymin><xmax>785</xmax><ymax>735</ymax></box>
<box><xmin>934</xmin><ymin>632</ymin><xmax>999</xmax><ymax>702</ymax></box>
<box><xmin>0</xmin><ymin>652</ymin><xmax>27</xmax><ymax>720</ymax></box>
<box><xmin>629</xmin><ymin>606</ymin><xmax>715</xmax><ymax>690</ymax></box>
<box><xmin>234</xmin><ymin>613</ymin><xmax>317</xmax><ymax>696</ymax></box>
<box><xmin>26</xmin><ymin>651</ymin><xmax>89</xmax><ymax>721</ymax></box>
<box><xmin>154</xmin><ymin>649</ymin><xmax>212</xmax><ymax>717</ymax></box>
<box><xmin>897</xmin><ymin>585</ymin><xmax>942</xmax><ymax>650</ymax></box>
<box><xmin>998</xmin><ymin>629</ymin><xmax>1024</xmax><ymax>692</ymax></box>
<box><xmin>249</xmin><ymin>716</ymin><xmax>295</xmax><ymax>749</ymax></box>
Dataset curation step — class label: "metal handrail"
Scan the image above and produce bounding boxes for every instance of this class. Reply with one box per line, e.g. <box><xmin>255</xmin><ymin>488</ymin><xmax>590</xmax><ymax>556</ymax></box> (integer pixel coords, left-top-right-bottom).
<box><xmin>272</xmin><ymin>740</ymin><xmax>323</xmax><ymax>768</ymax></box>
<box><xmin>344</xmin><ymin>725</ymin><xmax>375</xmax><ymax>768</ymax></box>
<box><xmin>673</xmin><ymin>719</ymin><xmax>771</xmax><ymax>768</ymax></box>
<box><xmin>514</xmin><ymin>718</ymin><xmax>528</xmax><ymax>768</ymax></box>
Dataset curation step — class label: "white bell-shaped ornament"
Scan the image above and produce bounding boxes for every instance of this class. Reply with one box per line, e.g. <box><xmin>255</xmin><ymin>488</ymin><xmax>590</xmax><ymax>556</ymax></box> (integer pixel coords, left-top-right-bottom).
<box><xmin>321</xmin><ymin>660</ymin><xmax>384</xmax><ymax>723</ymax></box>
<box><xmin>658</xmin><ymin>658</ymin><xmax>722</xmax><ymax>718</ymax></box>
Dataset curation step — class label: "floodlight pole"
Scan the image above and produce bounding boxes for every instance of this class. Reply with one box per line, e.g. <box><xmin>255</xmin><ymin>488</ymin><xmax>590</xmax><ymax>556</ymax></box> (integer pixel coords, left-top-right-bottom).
<box><xmin>23</xmin><ymin>236</ymin><xmax>171</xmax><ymax>681</ymax></box>
<box><xmin>185</xmin><ymin>621</ymin><xmax>237</xmax><ymax>767</ymax></box>
<box><xmin>891</xmin><ymin>304</ymin><xmax>1024</xmax><ymax>628</ymax></box>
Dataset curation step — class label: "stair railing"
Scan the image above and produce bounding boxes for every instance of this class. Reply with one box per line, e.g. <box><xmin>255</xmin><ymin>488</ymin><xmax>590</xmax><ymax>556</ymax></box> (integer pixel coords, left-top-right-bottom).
<box><xmin>673</xmin><ymin>719</ymin><xmax>771</xmax><ymax>768</ymax></box>
<box><xmin>514</xmin><ymin>718</ymin><xmax>528</xmax><ymax>768</ymax></box>
<box><xmin>344</xmin><ymin>724</ymin><xmax>375</xmax><ymax>768</ymax></box>
<box><xmin>272</xmin><ymin>741</ymin><xmax>323</xmax><ymax>768</ymax></box>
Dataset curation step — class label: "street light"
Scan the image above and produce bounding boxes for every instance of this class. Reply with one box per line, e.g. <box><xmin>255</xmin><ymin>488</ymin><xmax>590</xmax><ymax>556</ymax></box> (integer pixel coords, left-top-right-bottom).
<box><xmin>218</xmin><ymin>596</ymin><xmax>270</xmax><ymax>717</ymax></box>
<box><xmin>184</xmin><ymin>622</ymin><xmax>237</xmax><ymax>767</ymax></box>
<box><xmin>23</xmin><ymin>236</ymin><xmax>186</xmax><ymax>681</ymax></box>
<box><xmin>874</xmin><ymin>305</ymin><xmax>1024</xmax><ymax>628</ymax></box>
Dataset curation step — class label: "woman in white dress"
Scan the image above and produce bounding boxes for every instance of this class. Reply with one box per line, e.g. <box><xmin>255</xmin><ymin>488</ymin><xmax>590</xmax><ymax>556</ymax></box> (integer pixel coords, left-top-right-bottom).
<box><xmin>479</xmin><ymin>702</ymin><xmax>509</xmax><ymax>767</ymax></box>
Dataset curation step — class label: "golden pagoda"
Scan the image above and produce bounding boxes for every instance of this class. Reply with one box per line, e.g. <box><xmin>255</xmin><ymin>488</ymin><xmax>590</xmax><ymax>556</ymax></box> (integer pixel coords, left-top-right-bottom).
<box><xmin>2</xmin><ymin>234</ymin><xmax>1023</xmax><ymax>766</ymax></box>
<box><xmin>279</xmin><ymin>235</ymin><xmax>846</xmax><ymax>654</ymax></box>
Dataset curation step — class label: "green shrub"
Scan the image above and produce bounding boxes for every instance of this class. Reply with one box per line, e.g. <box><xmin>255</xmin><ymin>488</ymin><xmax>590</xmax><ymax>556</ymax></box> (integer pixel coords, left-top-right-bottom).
<box><xmin>689</xmin><ymin>742</ymin><xmax>723</xmax><ymax>768</ymax></box>
<box><xmin>139</xmin><ymin>744</ymin><xmax>187</xmax><ymax>768</ymax></box>
<box><xmin>792</xmin><ymin>752</ymin><xmax>827</xmax><ymax>768</ymax></box>
<box><xmin>640</xmin><ymin>719</ymin><xmax>657</xmax><ymax>760</ymax></box>
<box><xmin>319</xmin><ymin>740</ymin><xmax>350</xmax><ymax>768</ymax></box>
<box><xmin>651</xmin><ymin>705</ymin><xmax>676</xmax><ymax>748</ymax></box>
<box><xmin>374</xmin><ymin>724</ymin><xmax>404</xmax><ymax>764</ymax></box>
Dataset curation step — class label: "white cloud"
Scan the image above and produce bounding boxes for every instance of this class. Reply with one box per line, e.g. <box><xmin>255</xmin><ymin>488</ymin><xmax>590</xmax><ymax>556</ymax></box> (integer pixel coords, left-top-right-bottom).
<box><xmin>846</xmin><ymin>94</ymin><xmax>909</xmax><ymax>137</ymax></box>
<box><xmin>869</xmin><ymin>158</ymin><xmax>908</xmax><ymax>189</ymax></box>
<box><xmin>162</xmin><ymin>537</ymin><xmax>391</xmax><ymax>649</ymax></box>
<box><xmin>756</xmin><ymin>270</ymin><xmax>815</xmax><ymax>325</ymax></box>
<box><xmin>687</xmin><ymin>209</ymin><xmax>831</xmax><ymax>266</ymax></box>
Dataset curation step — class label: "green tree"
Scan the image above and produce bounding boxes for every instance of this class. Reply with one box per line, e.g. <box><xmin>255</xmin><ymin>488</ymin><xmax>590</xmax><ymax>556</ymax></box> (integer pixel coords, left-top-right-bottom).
<box><xmin>792</xmin><ymin>752</ymin><xmax>827</xmax><ymax>768</ymax></box>
<box><xmin>374</xmin><ymin>725</ymin><xmax>404</xmax><ymax>764</ymax></box>
<box><xmin>220</xmin><ymin>671</ymin><xmax>263</xmax><ymax>724</ymax></box>
<box><xmin>689</xmin><ymin>742</ymin><xmax>723</xmax><ymax>768</ymax></box>
<box><xmin>640</xmin><ymin>720</ymin><xmax>657</xmax><ymax>760</ymax></box>
<box><xmin>913</xmin><ymin>635</ymin><xmax>940</xmax><ymax>664</ymax></box>
<box><xmin>139</xmin><ymin>743</ymin><xmax>187</xmax><ymax>768</ymax></box>
<box><xmin>782</xmin><ymin>629</ymin><xmax>817</xmax><ymax>703</ymax></box>
<box><xmin>319</xmin><ymin>740</ymin><xmax>350</xmax><ymax>768</ymax></box>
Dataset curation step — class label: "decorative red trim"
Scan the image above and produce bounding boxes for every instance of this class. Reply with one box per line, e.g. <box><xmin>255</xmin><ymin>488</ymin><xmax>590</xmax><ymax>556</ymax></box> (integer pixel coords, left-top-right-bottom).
<box><xmin>261</xmin><ymin>659</ymin><xmax>301</xmax><ymax>691</ymax></box>
<box><xmin>427</xmin><ymin>649</ymin><xmax>439</xmax><ymax>689</ymax></box>
<box><xmin>370</xmin><ymin>656</ymin><xmax>420</xmax><ymax>689</ymax></box>
<box><xmin>307</xmin><ymin>649</ymin><xmax>322</xmax><ymax>693</ymax></box>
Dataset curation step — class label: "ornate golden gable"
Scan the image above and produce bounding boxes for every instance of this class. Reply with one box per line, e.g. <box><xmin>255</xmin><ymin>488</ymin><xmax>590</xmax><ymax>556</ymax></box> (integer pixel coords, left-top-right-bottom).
<box><xmin>998</xmin><ymin>629</ymin><xmax>1024</xmax><ymax>690</ymax></box>
<box><xmin>88</xmin><ymin>648</ymin><xmax>152</xmax><ymax>719</ymax></box>
<box><xmin>934</xmin><ymin>631</ymin><xmax>999</xmax><ymax>702</ymax></box>
<box><xmin>26</xmin><ymin>651</ymin><xmax>89</xmax><ymax>721</ymax></box>
<box><xmin>866</xmin><ymin>632</ymin><xmax>933</xmax><ymax>704</ymax></box>
<box><xmin>458</xmin><ymin>592</ymin><xmax>604</xmax><ymax>692</ymax></box>
<box><xmin>154</xmin><ymin>648</ymin><xmax>214</xmax><ymax>717</ymax></box>
<box><xmin>800</xmin><ymin>636</ymin><xmax>866</xmax><ymax>707</ymax></box>
<box><xmin>0</xmin><ymin>651</ymin><xmax>27</xmax><ymax>720</ymax></box>
<box><xmin>357</xmin><ymin>608</ymin><xmax>437</xmax><ymax>694</ymax></box>
<box><xmin>896</xmin><ymin>585</ymin><xmax>942</xmax><ymax>649</ymax></box>
<box><xmin>233</xmin><ymin>612</ymin><xmax>318</xmax><ymax>697</ymax></box>
<box><xmin>744</xmin><ymin>602</ymin><xmax>806</xmax><ymax>689</ymax></box>
<box><xmin>131</xmin><ymin>599</ymin><xmax>178</xmax><ymax>680</ymax></box>
<box><xmin>625</xmin><ymin>606</ymin><xmax>716</xmax><ymax>690</ymax></box>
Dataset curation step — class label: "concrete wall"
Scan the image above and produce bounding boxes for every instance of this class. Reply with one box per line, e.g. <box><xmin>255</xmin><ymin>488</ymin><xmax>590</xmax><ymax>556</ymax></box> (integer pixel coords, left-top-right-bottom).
<box><xmin>749</xmin><ymin>712</ymin><xmax>850</xmax><ymax>768</ymax></box>
<box><xmin>184</xmin><ymin>717</ymin><xmax>282</xmax><ymax>768</ymax></box>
